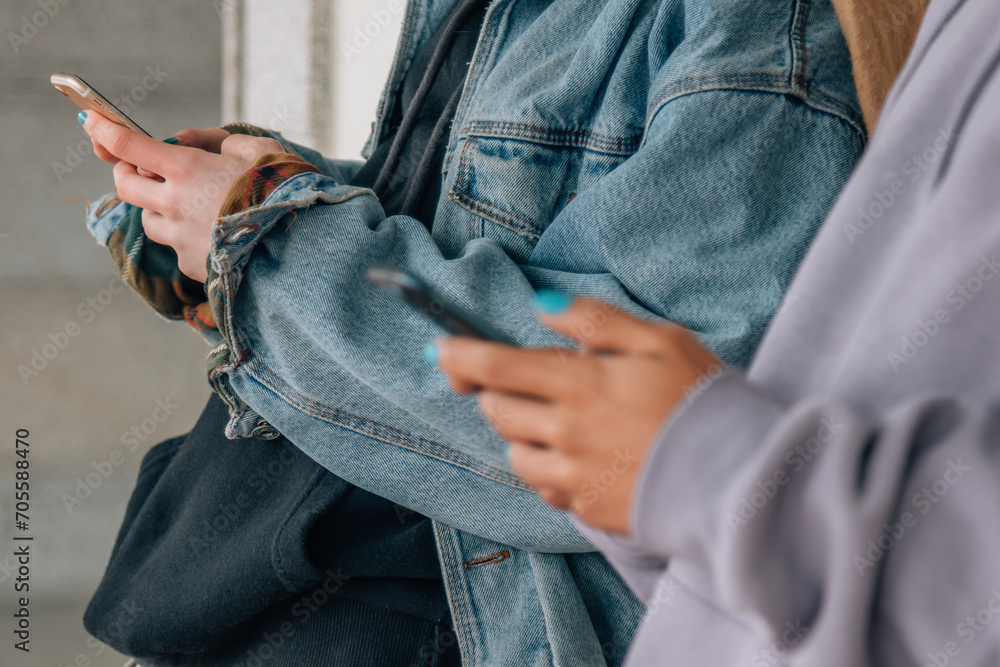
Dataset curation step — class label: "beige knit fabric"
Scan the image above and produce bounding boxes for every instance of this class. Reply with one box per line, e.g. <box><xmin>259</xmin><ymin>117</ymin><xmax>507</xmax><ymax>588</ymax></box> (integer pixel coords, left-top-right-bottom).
<box><xmin>830</xmin><ymin>0</ymin><xmax>931</xmax><ymax>131</ymax></box>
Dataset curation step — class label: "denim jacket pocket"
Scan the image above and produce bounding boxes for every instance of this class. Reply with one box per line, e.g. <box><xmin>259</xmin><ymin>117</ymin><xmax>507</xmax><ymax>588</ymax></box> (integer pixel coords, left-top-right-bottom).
<box><xmin>448</xmin><ymin>131</ymin><xmax>634</xmax><ymax>263</ymax></box>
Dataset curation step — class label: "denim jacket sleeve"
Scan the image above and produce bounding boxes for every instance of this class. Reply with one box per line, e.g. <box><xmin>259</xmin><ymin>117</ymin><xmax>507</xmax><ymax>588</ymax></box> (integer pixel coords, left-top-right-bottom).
<box><xmin>202</xmin><ymin>79</ymin><xmax>863</xmax><ymax>552</ymax></box>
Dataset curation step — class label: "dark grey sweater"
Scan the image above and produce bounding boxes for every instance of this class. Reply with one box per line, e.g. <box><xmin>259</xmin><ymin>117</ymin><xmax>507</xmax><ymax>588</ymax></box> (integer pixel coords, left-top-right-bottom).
<box><xmin>587</xmin><ymin>0</ymin><xmax>1000</xmax><ymax>664</ymax></box>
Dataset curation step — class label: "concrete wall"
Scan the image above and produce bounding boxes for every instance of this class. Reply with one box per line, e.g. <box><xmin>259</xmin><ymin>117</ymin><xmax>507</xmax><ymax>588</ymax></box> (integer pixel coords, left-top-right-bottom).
<box><xmin>222</xmin><ymin>0</ymin><xmax>403</xmax><ymax>158</ymax></box>
<box><xmin>1</xmin><ymin>1</ymin><xmax>222</xmax><ymax>665</ymax></box>
<box><xmin>0</xmin><ymin>2</ymin><xmax>402</xmax><ymax>665</ymax></box>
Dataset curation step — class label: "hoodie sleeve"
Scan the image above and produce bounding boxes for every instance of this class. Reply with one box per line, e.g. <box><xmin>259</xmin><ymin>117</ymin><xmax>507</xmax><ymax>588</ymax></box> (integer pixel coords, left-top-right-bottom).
<box><xmin>627</xmin><ymin>369</ymin><xmax>1000</xmax><ymax>666</ymax></box>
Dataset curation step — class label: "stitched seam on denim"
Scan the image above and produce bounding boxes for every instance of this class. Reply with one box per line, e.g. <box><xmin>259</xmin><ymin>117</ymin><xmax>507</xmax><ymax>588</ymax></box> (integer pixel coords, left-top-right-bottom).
<box><xmin>646</xmin><ymin>73</ymin><xmax>789</xmax><ymax>124</ymax></box>
<box><xmin>454</xmin><ymin>194</ymin><xmax>542</xmax><ymax>240</ymax></box>
<box><xmin>449</xmin><ymin>136</ymin><xmax>544</xmax><ymax>238</ymax></box>
<box><xmin>437</xmin><ymin>527</ymin><xmax>478</xmax><ymax>661</ymax></box>
<box><xmin>242</xmin><ymin>351</ymin><xmax>534</xmax><ymax>490</ymax></box>
<box><xmin>804</xmin><ymin>85</ymin><xmax>866</xmax><ymax>136</ymax></box>
<box><xmin>532</xmin><ymin>561</ymin><xmax>557</xmax><ymax>667</ymax></box>
<box><xmin>441</xmin><ymin>533</ymin><xmax>474</xmax><ymax>654</ymax></box>
<box><xmin>461</xmin><ymin>120</ymin><xmax>642</xmax><ymax>156</ymax></box>
<box><xmin>444</xmin><ymin>0</ymin><xmax>507</xmax><ymax>174</ymax></box>
<box><xmin>789</xmin><ymin>0</ymin><xmax>811</xmax><ymax>95</ymax></box>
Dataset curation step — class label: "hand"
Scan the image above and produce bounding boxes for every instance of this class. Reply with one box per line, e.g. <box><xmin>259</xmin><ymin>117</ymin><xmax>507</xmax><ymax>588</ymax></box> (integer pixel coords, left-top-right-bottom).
<box><xmin>90</xmin><ymin>126</ymin><xmax>232</xmax><ymax>166</ymax></box>
<box><xmin>82</xmin><ymin>112</ymin><xmax>284</xmax><ymax>282</ymax></box>
<box><xmin>435</xmin><ymin>296</ymin><xmax>722</xmax><ymax>534</ymax></box>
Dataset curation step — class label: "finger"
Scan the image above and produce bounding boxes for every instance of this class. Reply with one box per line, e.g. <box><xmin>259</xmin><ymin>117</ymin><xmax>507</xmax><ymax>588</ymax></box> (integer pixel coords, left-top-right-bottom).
<box><xmin>83</xmin><ymin>111</ymin><xmax>179</xmax><ymax>175</ymax></box>
<box><xmin>436</xmin><ymin>338</ymin><xmax>597</xmax><ymax>401</ymax></box>
<box><xmin>508</xmin><ymin>441</ymin><xmax>573</xmax><ymax>495</ymax></box>
<box><xmin>536</xmin><ymin>486</ymin><xmax>572</xmax><ymax>511</ymax></box>
<box><xmin>173</xmin><ymin>127</ymin><xmax>231</xmax><ymax>153</ymax></box>
<box><xmin>113</xmin><ymin>160</ymin><xmax>164</xmax><ymax>212</ymax></box>
<box><xmin>140</xmin><ymin>209</ymin><xmax>173</xmax><ymax>247</ymax></box>
<box><xmin>136</xmin><ymin>166</ymin><xmax>164</xmax><ymax>181</ymax></box>
<box><xmin>478</xmin><ymin>390</ymin><xmax>560</xmax><ymax>446</ymax></box>
<box><xmin>533</xmin><ymin>293</ymin><xmax>674</xmax><ymax>355</ymax></box>
<box><xmin>220</xmin><ymin>133</ymin><xmax>285</xmax><ymax>162</ymax></box>
<box><xmin>91</xmin><ymin>139</ymin><xmax>119</xmax><ymax>165</ymax></box>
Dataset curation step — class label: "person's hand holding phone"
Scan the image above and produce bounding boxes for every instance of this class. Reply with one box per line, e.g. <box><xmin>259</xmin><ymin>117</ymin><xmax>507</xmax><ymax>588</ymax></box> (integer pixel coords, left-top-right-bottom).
<box><xmin>433</xmin><ymin>296</ymin><xmax>723</xmax><ymax>534</ymax></box>
<box><xmin>81</xmin><ymin>111</ymin><xmax>284</xmax><ymax>282</ymax></box>
<box><xmin>89</xmin><ymin>127</ymin><xmax>233</xmax><ymax>165</ymax></box>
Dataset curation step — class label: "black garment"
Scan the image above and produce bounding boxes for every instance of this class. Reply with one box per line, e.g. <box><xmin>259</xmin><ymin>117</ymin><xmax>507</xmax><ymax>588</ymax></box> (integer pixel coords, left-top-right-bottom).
<box><xmin>85</xmin><ymin>2</ymin><xmax>486</xmax><ymax>665</ymax></box>
<box><xmin>86</xmin><ymin>397</ymin><xmax>459</xmax><ymax>666</ymax></box>
<box><xmin>352</xmin><ymin>0</ymin><xmax>487</xmax><ymax>226</ymax></box>
<box><xmin>304</xmin><ymin>0</ymin><xmax>488</xmax><ymax>628</ymax></box>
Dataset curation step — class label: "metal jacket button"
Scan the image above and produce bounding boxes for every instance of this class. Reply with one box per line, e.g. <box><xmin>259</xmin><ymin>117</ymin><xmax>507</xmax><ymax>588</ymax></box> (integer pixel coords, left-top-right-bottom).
<box><xmin>251</xmin><ymin>421</ymin><xmax>281</xmax><ymax>440</ymax></box>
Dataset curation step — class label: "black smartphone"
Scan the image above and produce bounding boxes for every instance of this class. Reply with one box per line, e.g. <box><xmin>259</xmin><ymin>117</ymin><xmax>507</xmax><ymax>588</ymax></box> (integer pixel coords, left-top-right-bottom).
<box><xmin>367</xmin><ymin>267</ymin><xmax>513</xmax><ymax>344</ymax></box>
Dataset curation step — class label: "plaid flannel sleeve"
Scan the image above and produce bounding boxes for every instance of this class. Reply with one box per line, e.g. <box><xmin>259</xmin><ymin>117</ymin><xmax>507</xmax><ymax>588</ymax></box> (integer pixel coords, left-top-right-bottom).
<box><xmin>85</xmin><ymin>128</ymin><xmax>320</xmax><ymax>337</ymax></box>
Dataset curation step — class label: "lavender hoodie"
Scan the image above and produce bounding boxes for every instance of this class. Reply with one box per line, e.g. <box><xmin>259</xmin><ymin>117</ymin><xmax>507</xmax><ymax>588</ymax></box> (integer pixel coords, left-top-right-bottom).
<box><xmin>588</xmin><ymin>0</ymin><xmax>1000</xmax><ymax>664</ymax></box>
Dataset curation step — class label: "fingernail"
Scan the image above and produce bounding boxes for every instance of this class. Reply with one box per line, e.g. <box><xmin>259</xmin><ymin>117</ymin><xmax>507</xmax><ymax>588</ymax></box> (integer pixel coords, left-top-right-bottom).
<box><xmin>77</xmin><ymin>110</ymin><xmax>88</xmax><ymax>125</ymax></box>
<box><xmin>423</xmin><ymin>343</ymin><xmax>439</xmax><ymax>367</ymax></box>
<box><xmin>533</xmin><ymin>290</ymin><xmax>574</xmax><ymax>315</ymax></box>
<box><xmin>163</xmin><ymin>137</ymin><xmax>180</xmax><ymax>145</ymax></box>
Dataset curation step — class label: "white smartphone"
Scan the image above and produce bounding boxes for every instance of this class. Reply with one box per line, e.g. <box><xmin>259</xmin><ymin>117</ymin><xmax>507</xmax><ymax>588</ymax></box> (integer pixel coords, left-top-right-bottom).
<box><xmin>50</xmin><ymin>72</ymin><xmax>152</xmax><ymax>137</ymax></box>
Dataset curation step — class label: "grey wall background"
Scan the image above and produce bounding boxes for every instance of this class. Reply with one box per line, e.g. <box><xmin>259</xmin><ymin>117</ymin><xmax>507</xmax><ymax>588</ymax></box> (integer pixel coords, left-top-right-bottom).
<box><xmin>0</xmin><ymin>1</ymin><xmax>401</xmax><ymax>665</ymax></box>
<box><xmin>1</xmin><ymin>2</ymin><xmax>223</xmax><ymax>664</ymax></box>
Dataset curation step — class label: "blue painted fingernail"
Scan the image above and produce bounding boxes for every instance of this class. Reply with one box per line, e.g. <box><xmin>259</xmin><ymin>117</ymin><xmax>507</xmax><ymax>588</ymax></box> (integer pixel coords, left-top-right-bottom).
<box><xmin>77</xmin><ymin>110</ymin><xmax>88</xmax><ymax>124</ymax></box>
<box><xmin>163</xmin><ymin>137</ymin><xmax>180</xmax><ymax>145</ymax></box>
<box><xmin>533</xmin><ymin>290</ymin><xmax>574</xmax><ymax>315</ymax></box>
<box><xmin>423</xmin><ymin>343</ymin><xmax>439</xmax><ymax>367</ymax></box>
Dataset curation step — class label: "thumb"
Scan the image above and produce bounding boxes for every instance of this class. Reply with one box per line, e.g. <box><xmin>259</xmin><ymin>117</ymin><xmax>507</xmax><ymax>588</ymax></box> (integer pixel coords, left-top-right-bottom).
<box><xmin>220</xmin><ymin>133</ymin><xmax>286</xmax><ymax>163</ymax></box>
<box><xmin>532</xmin><ymin>293</ymin><xmax>673</xmax><ymax>355</ymax></box>
<box><xmin>173</xmin><ymin>127</ymin><xmax>232</xmax><ymax>153</ymax></box>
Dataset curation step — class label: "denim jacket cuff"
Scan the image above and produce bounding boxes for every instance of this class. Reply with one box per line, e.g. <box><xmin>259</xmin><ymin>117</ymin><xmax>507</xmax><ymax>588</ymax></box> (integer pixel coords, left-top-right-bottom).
<box><xmin>205</xmin><ymin>173</ymin><xmax>376</xmax><ymax>439</ymax></box>
<box><xmin>217</xmin><ymin>153</ymin><xmax>321</xmax><ymax>219</ymax></box>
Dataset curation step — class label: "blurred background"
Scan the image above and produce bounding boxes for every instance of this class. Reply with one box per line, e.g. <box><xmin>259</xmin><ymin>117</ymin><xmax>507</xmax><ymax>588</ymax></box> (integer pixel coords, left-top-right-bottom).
<box><xmin>0</xmin><ymin>1</ymin><xmax>401</xmax><ymax>664</ymax></box>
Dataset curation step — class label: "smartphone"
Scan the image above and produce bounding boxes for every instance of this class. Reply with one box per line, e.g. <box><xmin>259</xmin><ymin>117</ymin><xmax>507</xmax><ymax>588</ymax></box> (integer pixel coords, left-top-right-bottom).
<box><xmin>51</xmin><ymin>73</ymin><xmax>152</xmax><ymax>137</ymax></box>
<box><xmin>368</xmin><ymin>267</ymin><xmax>513</xmax><ymax>344</ymax></box>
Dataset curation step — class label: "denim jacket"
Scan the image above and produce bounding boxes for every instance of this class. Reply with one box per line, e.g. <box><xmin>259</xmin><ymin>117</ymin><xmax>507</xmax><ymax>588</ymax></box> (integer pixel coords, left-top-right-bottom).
<box><xmin>87</xmin><ymin>0</ymin><xmax>863</xmax><ymax>664</ymax></box>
